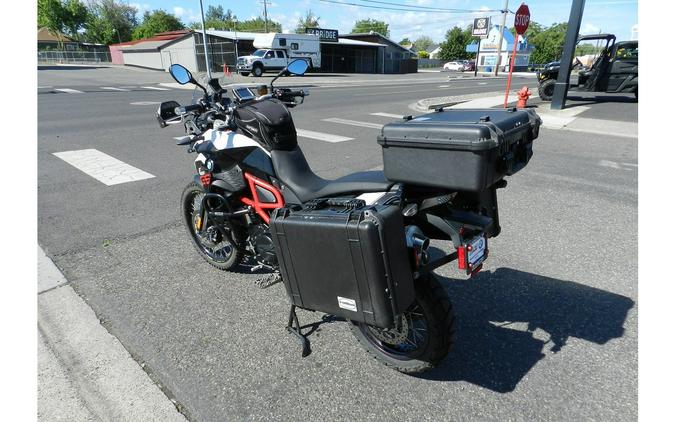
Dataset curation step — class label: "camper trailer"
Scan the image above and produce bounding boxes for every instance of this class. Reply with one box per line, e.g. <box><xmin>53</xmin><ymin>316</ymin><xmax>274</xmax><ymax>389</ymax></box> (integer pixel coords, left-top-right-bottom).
<box><xmin>236</xmin><ymin>33</ymin><xmax>321</xmax><ymax>77</ymax></box>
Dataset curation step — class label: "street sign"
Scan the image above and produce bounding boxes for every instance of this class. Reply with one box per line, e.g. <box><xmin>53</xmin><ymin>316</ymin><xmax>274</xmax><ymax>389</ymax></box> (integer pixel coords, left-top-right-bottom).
<box><xmin>305</xmin><ymin>27</ymin><xmax>338</xmax><ymax>42</ymax></box>
<box><xmin>514</xmin><ymin>3</ymin><xmax>531</xmax><ymax>35</ymax></box>
<box><xmin>472</xmin><ymin>17</ymin><xmax>490</xmax><ymax>37</ymax></box>
<box><xmin>505</xmin><ymin>3</ymin><xmax>531</xmax><ymax>107</ymax></box>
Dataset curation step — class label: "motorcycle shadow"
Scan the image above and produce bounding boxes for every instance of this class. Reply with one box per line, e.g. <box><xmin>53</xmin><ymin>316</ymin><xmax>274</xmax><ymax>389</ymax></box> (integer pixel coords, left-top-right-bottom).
<box><xmin>419</xmin><ymin>265</ymin><xmax>634</xmax><ymax>392</ymax></box>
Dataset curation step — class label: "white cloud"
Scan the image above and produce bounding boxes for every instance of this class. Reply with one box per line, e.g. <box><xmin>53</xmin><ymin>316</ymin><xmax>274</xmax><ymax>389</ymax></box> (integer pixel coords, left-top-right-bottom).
<box><xmin>129</xmin><ymin>2</ymin><xmax>151</xmax><ymax>17</ymax></box>
<box><xmin>173</xmin><ymin>6</ymin><xmax>201</xmax><ymax>24</ymax></box>
<box><xmin>582</xmin><ymin>23</ymin><xmax>601</xmax><ymax>35</ymax></box>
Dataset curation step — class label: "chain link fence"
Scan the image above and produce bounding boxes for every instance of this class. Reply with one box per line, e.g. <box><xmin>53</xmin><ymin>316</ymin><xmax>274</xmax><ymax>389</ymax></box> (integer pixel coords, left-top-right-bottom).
<box><xmin>38</xmin><ymin>50</ymin><xmax>112</xmax><ymax>64</ymax></box>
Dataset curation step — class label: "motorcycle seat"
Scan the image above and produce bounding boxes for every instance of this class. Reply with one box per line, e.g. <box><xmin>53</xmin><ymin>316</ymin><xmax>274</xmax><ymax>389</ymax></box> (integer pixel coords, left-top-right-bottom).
<box><xmin>271</xmin><ymin>147</ymin><xmax>394</xmax><ymax>203</ymax></box>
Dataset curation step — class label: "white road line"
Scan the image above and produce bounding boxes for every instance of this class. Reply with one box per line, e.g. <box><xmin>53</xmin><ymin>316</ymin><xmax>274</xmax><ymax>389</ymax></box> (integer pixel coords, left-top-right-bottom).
<box><xmin>478</xmin><ymin>82</ymin><xmax>488</xmax><ymax>85</ymax></box>
<box><xmin>141</xmin><ymin>86</ymin><xmax>170</xmax><ymax>91</ymax></box>
<box><xmin>322</xmin><ymin>118</ymin><xmax>383</xmax><ymax>130</ymax></box>
<box><xmin>101</xmin><ymin>86</ymin><xmax>130</xmax><ymax>91</ymax></box>
<box><xmin>439</xmin><ymin>85</ymin><xmax>450</xmax><ymax>88</ymax></box>
<box><xmin>130</xmin><ymin>101</ymin><xmax>160</xmax><ymax>105</ymax></box>
<box><xmin>296</xmin><ymin>129</ymin><xmax>353</xmax><ymax>143</ymax></box>
<box><xmin>53</xmin><ymin>149</ymin><xmax>155</xmax><ymax>186</ymax></box>
<box><xmin>38</xmin><ymin>85</ymin><xmax>53</xmax><ymax>89</ymax></box>
<box><xmin>54</xmin><ymin>88</ymin><xmax>84</xmax><ymax>94</ymax></box>
<box><xmin>622</xmin><ymin>163</ymin><xmax>639</xmax><ymax>167</ymax></box>
<box><xmin>370</xmin><ymin>112</ymin><xmax>404</xmax><ymax>119</ymax></box>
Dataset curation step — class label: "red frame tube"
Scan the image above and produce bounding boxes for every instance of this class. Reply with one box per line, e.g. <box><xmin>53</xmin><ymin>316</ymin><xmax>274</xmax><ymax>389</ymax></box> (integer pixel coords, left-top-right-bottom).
<box><xmin>240</xmin><ymin>172</ymin><xmax>285</xmax><ymax>224</ymax></box>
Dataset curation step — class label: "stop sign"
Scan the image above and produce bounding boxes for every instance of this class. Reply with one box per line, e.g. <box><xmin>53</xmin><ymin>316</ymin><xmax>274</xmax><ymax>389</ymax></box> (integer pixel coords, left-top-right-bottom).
<box><xmin>514</xmin><ymin>3</ymin><xmax>530</xmax><ymax>35</ymax></box>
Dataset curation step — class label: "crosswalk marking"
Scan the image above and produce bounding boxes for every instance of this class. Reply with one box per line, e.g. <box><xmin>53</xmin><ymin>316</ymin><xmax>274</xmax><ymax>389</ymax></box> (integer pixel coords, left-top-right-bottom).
<box><xmin>53</xmin><ymin>149</ymin><xmax>155</xmax><ymax>186</ymax></box>
<box><xmin>101</xmin><ymin>86</ymin><xmax>130</xmax><ymax>91</ymax></box>
<box><xmin>54</xmin><ymin>88</ymin><xmax>84</xmax><ymax>94</ymax></box>
<box><xmin>296</xmin><ymin>129</ymin><xmax>353</xmax><ymax>143</ymax></box>
<box><xmin>322</xmin><ymin>118</ymin><xmax>383</xmax><ymax>130</ymax></box>
<box><xmin>141</xmin><ymin>86</ymin><xmax>170</xmax><ymax>91</ymax></box>
<box><xmin>370</xmin><ymin>112</ymin><xmax>404</xmax><ymax>119</ymax></box>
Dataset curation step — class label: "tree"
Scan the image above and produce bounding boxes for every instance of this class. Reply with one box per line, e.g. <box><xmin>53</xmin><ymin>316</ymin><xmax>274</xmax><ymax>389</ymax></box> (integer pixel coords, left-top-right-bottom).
<box><xmin>414</xmin><ymin>36</ymin><xmax>434</xmax><ymax>52</ymax></box>
<box><xmin>352</xmin><ymin>19</ymin><xmax>389</xmax><ymax>37</ymax></box>
<box><xmin>438</xmin><ymin>26</ymin><xmax>471</xmax><ymax>61</ymax></box>
<box><xmin>132</xmin><ymin>10</ymin><xmax>184</xmax><ymax>40</ymax></box>
<box><xmin>528</xmin><ymin>22</ymin><xmax>568</xmax><ymax>64</ymax></box>
<box><xmin>191</xmin><ymin>15</ymin><xmax>279</xmax><ymax>33</ymax></box>
<box><xmin>38</xmin><ymin>0</ymin><xmax>66</xmax><ymax>42</ymax></box>
<box><xmin>399</xmin><ymin>37</ymin><xmax>411</xmax><ymax>45</ymax></box>
<box><xmin>62</xmin><ymin>0</ymin><xmax>88</xmax><ymax>41</ymax></box>
<box><xmin>295</xmin><ymin>9</ymin><xmax>319</xmax><ymax>34</ymax></box>
<box><xmin>205</xmin><ymin>5</ymin><xmax>226</xmax><ymax>21</ymax></box>
<box><xmin>84</xmin><ymin>0</ymin><xmax>138</xmax><ymax>44</ymax></box>
<box><xmin>418</xmin><ymin>50</ymin><xmax>429</xmax><ymax>58</ymax></box>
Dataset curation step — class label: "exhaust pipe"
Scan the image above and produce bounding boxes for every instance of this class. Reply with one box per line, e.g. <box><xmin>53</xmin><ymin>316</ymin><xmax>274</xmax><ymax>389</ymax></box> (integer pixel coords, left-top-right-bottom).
<box><xmin>406</xmin><ymin>225</ymin><xmax>430</xmax><ymax>265</ymax></box>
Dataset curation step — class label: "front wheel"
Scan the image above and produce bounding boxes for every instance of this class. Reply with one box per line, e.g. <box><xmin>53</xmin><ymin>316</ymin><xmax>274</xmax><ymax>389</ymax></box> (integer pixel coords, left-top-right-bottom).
<box><xmin>252</xmin><ymin>64</ymin><xmax>263</xmax><ymax>77</ymax></box>
<box><xmin>538</xmin><ymin>79</ymin><xmax>556</xmax><ymax>101</ymax></box>
<box><xmin>239</xmin><ymin>71</ymin><xmax>250</xmax><ymax>76</ymax></box>
<box><xmin>181</xmin><ymin>182</ymin><xmax>244</xmax><ymax>271</ymax></box>
<box><xmin>349</xmin><ymin>273</ymin><xmax>456</xmax><ymax>374</ymax></box>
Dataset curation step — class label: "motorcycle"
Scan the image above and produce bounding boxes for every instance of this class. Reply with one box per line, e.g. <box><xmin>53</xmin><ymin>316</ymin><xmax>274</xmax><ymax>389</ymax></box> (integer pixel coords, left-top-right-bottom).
<box><xmin>156</xmin><ymin>60</ymin><xmax>540</xmax><ymax>373</ymax></box>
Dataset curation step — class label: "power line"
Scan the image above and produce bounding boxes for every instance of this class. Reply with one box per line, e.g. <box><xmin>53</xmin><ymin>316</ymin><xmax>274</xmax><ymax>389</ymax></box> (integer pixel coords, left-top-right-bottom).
<box><xmin>317</xmin><ymin>0</ymin><xmax>501</xmax><ymax>14</ymax></box>
<box><xmin>352</xmin><ymin>0</ymin><xmax>501</xmax><ymax>13</ymax></box>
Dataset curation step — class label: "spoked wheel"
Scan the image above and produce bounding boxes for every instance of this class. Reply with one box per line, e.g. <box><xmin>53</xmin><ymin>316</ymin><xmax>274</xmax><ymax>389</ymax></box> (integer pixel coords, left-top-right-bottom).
<box><xmin>349</xmin><ymin>273</ymin><xmax>456</xmax><ymax>374</ymax></box>
<box><xmin>181</xmin><ymin>182</ymin><xmax>244</xmax><ymax>271</ymax></box>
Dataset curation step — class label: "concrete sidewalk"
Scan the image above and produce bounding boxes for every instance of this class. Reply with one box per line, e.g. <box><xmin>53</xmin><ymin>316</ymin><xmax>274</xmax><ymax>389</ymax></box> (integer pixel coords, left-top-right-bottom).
<box><xmin>38</xmin><ymin>246</ymin><xmax>187</xmax><ymax>422</ymax></box>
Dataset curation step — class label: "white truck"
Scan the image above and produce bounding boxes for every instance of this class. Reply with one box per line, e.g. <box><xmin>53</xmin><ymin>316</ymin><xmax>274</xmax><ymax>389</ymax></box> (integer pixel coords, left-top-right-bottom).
<box><xmin>236</xmin><ymin>33</ymin><xmax>321</xmax><ymax>77</ymax></box>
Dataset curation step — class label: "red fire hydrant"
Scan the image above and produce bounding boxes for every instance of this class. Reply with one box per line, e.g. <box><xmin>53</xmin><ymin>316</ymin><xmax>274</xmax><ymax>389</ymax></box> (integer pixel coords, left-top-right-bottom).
<box><xmin>517</xmin><ymin>86</ymin><xmax>532</xmax><ymax>108</ymax></box>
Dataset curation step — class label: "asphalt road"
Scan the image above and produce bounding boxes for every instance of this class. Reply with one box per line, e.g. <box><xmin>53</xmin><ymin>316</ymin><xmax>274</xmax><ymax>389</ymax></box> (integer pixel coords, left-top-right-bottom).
<box><xmin>38</xmin><ymin>66</ymin><xmax>637</xmax><ymax>421</ymax></box>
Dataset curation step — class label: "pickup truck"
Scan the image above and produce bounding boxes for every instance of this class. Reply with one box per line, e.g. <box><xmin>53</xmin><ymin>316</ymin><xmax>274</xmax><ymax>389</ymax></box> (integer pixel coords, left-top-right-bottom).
<box><xmin>237</xmin><ymin>49</ymin><xmax>295</xmax><ymax>77</ymax></box>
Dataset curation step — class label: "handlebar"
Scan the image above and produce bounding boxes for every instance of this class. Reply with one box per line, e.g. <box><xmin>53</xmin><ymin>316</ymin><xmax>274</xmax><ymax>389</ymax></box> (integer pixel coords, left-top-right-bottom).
<box><xmin>176</xmin><ymin>103</ymin><xmax>204</xmax><ymax>115</ymax></box>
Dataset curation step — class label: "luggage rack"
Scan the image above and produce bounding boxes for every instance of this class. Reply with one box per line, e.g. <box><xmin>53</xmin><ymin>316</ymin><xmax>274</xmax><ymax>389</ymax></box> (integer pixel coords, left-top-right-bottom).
<box><xmin>287</xmin><ymin>305</ymin><xmax>311</xmax><ymax>357</ymax></box>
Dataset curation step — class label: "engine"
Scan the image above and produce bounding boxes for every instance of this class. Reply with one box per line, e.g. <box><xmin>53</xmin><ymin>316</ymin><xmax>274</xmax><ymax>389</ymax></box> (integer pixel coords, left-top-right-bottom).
<box><xmin>248</xmin><ymin>224</ymin><xmax>277</xmax><ymax>267</ymax></box>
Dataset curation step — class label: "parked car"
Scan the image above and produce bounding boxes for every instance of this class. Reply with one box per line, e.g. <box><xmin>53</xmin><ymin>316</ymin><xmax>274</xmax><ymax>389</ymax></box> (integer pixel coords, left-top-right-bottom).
<box><xmin>462</xmin><ymin>60</ymin><xmax>476</xmax><ymax>71</ymax></box>
<box><xmin>443</xmin><ymin>61</ymin><xmax>465</xmax><ymax>71</ymax></box>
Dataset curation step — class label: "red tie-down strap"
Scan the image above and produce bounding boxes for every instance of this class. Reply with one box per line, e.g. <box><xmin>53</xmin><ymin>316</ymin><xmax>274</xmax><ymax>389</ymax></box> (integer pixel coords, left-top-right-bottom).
<box><xmin>240</xmin><ymin>172</ymin><xmax>285</xmax><ymax>224</ymax></box>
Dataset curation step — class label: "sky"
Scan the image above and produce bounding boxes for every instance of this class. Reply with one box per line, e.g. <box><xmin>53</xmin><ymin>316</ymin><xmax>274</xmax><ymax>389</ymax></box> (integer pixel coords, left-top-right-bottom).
<box><xmin>129</xmin><ymin>0</ymin><xmax>638</xmax><ymax>43</ymax></box>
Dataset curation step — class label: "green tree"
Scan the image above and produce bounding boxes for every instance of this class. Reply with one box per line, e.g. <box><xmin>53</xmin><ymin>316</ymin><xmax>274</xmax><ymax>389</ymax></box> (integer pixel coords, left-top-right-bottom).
<box><xmin>414</xmin><ymin>35</ymin><xmax>434</xmax><ymax>52</ymax></box>
<box><xmin>352</xmin><ymin>19</ymin><xmax>389</xmax><ymax>37</ymax></box>
<box><xmin>399</xmin><ymin>37</ymin><xmax>411</xmax><ymax>45</ymax></box>
<box><xmin>132</xmin><ymin>10</ymin><xmax>184</xmax><ymax>40</ymax></box>
<box><xmin>62</xmin><ymin>0</ymin><xmax>88</xmax><ymax>40</ymax></box>
<box><xmin>205</xmin><ymin>5</ymin><xmax>226</xmax><ymax>21</ymax></box>
<box><xmin>438</xmin><ymin>26</ymin><xmax>472</xmax><ymax>61</ymax></box>
<box><xmin>191</xmin><ymin>15</ymin><xmax>279</xmax><ymax>33</ymax></box>
<box><xmin>295</xmin><ymin>9</ymin><xmax>320</xmax><ymax>34</ymax></box>
<box><xmin>417</xmin><ymin>50</ymin><xmax>429</xmax><ymax>58</ymax></box>
<box><xmin>84</xmin><ymin>0</ymin><xmax>138</xmax><ymax>44</ymax></box>
<box><xmin>38</xmin><ymin>0</ymin><xmax>66</xmax><ymax>46</ymax></box>
<box><xmin>528</xmin><ymin>22</ymin><xmax>568</xmax><ymax>64</ymax></box>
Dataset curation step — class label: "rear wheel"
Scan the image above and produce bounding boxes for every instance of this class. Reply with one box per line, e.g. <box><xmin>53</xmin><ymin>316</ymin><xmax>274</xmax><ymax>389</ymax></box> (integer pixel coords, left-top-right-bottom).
<box><xmin>181</xmin><ymin>182</ymin><xmax>244</xmax><ymax>271</ymax></box>
<box><xmin>349</xmin><ymin>273</ymin><xmax>456</xmax><ymax>374</ymax></box>
<box><xmin>538</xmin><ymin>79</ymin><xmax>556</xmax><ymax>101</ymax></box>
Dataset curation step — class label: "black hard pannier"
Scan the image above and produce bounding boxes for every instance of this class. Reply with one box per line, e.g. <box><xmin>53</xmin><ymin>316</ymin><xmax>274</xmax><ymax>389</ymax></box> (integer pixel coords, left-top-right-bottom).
<box><xmin>377</xmin><ymin>108</ymin><xmax>541</xmax><ymax>191</ymax></box>
<box><xmin>234</xmin><ymin>98</ymin><xmax>298</xmax><ymax>151</ymax></box>
<box><xmin>270</xmin><ymin>198</ymin><xmax>415</xmax><ymax>329</ymax></box>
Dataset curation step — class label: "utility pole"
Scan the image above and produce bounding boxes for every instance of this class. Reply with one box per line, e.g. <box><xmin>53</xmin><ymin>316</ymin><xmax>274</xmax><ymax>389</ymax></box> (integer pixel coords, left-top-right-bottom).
<box><xmin>494</xmin><ymin>0</ymin><xmax>509</xmax><ymax>76</ymax></box>
<box><xmin>199</xmin><ymin>0</ymin><xmax>212</xmax><ymax>78</ymax></box>
<box><xmin>551</xmin><ymin>0</ymin><xmax>586</xmax><ymax>109</ymax></box>
<box><xmin>263</xmin><ymin>0</ymin><xmax>269</xmax><ymax>32</ymax></box>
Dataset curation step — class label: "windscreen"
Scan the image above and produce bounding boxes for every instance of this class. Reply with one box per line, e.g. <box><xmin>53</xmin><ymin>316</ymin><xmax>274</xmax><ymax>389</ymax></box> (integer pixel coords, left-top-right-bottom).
<box><xmin>252</xmin><ymin>50</ymin><xmax>266</xmax><ymax>57</ymax></box>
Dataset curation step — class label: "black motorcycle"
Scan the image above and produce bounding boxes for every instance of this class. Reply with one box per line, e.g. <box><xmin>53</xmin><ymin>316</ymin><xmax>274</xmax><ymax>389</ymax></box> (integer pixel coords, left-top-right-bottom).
<box><xmin>156</xmin><ymin>60</ymin><xmax>541</xmax><ymax>373</ymax></box>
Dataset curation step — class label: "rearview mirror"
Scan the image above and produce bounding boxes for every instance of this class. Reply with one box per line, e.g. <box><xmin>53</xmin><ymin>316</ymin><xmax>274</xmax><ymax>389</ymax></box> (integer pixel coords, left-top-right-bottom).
<box><xmin>169</xmin><ymin>64</ymin><xmax>193</xmax><ymax>85</ymax></box>
<box><xmin>287</xmin><ymin>60</ymin><xmax>309</xmax><ymax>76</ymax></box>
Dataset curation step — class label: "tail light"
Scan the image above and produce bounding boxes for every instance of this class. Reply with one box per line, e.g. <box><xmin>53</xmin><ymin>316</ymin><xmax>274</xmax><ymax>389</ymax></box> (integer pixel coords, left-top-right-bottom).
<box><xmin>457</xmin><ymin>245</ymin><xmax>467</xmax><ymax>270</ymax></box>
<box><xmin>200</xmin><ymin>173</ymin><xmax>212</xmax><ymax>187</ymax></box>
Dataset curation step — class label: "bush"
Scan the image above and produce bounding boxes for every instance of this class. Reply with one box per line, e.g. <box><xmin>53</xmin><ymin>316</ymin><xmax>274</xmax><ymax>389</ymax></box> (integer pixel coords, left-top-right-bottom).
<box><xmin>418</xmin><ymin>50</ymin><xmax>430</xmax><ymax>58</ymax></box>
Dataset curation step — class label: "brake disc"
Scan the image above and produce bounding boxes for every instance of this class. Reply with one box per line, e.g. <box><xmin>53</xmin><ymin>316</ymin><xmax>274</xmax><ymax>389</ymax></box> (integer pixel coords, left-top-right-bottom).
<box><xmin>368</xmin><ymin>315</ymin><xmax>409</xmax><ymax>345</ymax></box>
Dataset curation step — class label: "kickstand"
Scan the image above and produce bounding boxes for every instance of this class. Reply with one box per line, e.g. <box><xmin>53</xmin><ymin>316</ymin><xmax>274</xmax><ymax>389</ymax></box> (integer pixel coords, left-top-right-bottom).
<box><xmin>286</xmin><ymin>305</ymin><xmax>311</xmax><ymax>357</ymax></box>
